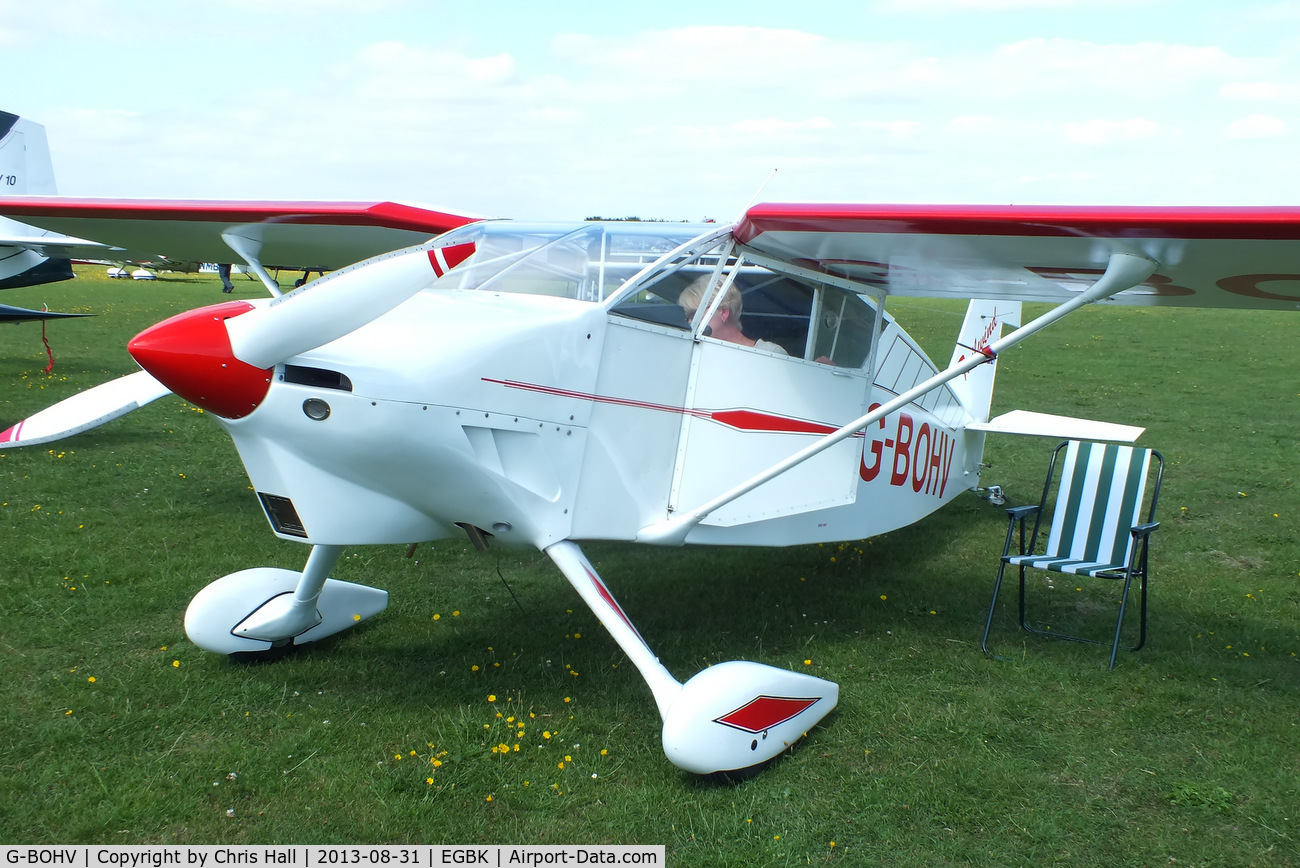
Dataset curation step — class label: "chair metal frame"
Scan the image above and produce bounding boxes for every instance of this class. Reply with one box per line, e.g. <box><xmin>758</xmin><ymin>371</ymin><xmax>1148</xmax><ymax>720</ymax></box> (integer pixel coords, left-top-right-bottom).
<box><xmin>981</xmin><ymin>439</ymin><xmax>1164</xmax><ymax>670</ymax></box>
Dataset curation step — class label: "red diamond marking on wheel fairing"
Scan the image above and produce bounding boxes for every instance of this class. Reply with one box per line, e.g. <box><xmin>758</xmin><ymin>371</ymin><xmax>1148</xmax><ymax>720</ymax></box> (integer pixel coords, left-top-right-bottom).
<box><xmin>714</xmin><ymin>696</ymin><xmax>820</xmax><ymax>734</ymax></box>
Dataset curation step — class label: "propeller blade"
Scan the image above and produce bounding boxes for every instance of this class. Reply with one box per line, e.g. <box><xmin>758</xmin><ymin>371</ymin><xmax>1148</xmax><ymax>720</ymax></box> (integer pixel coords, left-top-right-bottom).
<box><xmin>127</xmin><ymin>240</ymin><xmax>476</xmax><ymax>419</ymax></box>
<box><xmin>226</xmin><ymin>241</ymin><xmax>475</xmax><ymax>370</ymax></box>
<box><xmin>0</xmin><ymin>369</ymin><xmax>171</xmax><ymax>447</ymax></box>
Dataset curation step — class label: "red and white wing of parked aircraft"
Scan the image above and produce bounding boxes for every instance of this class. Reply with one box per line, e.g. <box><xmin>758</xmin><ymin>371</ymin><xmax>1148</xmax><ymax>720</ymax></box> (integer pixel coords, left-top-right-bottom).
<box><xmin>3</xmin><ymin>111</ymin><xmax>1299</xmax><ymax>776</ymax></box>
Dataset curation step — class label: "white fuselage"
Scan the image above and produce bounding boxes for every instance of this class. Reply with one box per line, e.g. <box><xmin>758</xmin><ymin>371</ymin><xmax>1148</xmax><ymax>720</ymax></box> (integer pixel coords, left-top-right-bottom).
<box><xmin>221</xmin><ymin>286</ymin><xmax>983</xmax><ymax>551</ymax></box>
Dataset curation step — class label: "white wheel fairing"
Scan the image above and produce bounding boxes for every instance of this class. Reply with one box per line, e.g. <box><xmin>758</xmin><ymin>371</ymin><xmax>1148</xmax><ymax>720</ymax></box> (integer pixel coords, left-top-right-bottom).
<box><xmin>184</xmin><ymin>567</ymin><xmax>387</xmax><ymax>655</ymax></box>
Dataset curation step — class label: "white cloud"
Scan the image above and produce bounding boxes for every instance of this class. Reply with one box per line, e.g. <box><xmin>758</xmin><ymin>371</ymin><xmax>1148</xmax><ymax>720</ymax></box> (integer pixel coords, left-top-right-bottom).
<box><xmin>874</xmin><ymin>0</ymin><xmax>1126</xmax><ymax>8</ymax></box>
<box><xmin>1064</xmin><ymin>118</ymin><xmax>1168</xmax><ymax>146</ymax></box>
<box><xmin>15</xmin><ymin>10</ymin><xmax>1300</xmax><ymax>217</ymax></box>
<box><xmin>1225</xmin><ymin>114</ymin><xmax>1289</xmax><ymax>139</ymax></box>
<box><xmin>1219</xmin><ymin>80</ymin><xmax>1300</xmax><ymax>101</ymax></box>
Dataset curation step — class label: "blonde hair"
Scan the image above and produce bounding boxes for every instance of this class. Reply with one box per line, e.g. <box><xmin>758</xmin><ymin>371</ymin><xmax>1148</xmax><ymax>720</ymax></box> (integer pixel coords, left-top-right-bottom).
<box><xmin>679</xmin><ymin>275</ymin><xmax>742</xmax><ymax>320</ymax></box>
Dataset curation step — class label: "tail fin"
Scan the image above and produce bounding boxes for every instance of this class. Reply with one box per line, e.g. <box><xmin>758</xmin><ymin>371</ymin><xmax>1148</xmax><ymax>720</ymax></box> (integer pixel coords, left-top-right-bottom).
<box><xmin>0</xmin><ymin>110</ymin><xmax>75</xmax><ymax>289</ymax></box>
<box><xmin>947</xmin><ymin>299</ymin><xmax>1020</xmax><ymax>423</ymax></box>
<box><xmin>0</xmin><ymin>111</ymin><xmax>58</xmax><ymax>195</ymax></box>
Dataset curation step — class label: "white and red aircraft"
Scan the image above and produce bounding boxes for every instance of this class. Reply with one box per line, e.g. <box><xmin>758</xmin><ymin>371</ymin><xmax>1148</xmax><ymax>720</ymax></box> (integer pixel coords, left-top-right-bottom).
<box><xmin>3</xmin><ymin>111</ymin><xmax>1300</xmax><ymax>776</ymax></box>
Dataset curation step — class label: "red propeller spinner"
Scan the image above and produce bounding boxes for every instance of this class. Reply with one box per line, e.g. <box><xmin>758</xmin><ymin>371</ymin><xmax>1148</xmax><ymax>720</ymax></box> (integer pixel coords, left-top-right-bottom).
<box><xmin>128</xmin><ymin>301</ymin><xmax>272</xmax><ymax>419</ymax></box>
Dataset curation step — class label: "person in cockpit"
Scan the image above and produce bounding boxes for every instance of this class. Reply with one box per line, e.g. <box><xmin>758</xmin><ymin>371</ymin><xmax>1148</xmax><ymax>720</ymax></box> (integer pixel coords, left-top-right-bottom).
<box><xmin>678</xmin><ymin>277</ymin><xmax>788</xmax><ymax>355</ymax></box>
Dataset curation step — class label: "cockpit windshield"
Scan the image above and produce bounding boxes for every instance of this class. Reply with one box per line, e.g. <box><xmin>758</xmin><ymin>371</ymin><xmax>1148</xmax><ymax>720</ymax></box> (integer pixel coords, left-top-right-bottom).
<box><xmin>428</xmin><ymin>221</ymin><xmax>711</xmax><ymax>302</ymax></box>
<box><xmin>426</xmin><ymin>219</ymin><xmax>882</xmax><ymax>371</ymax></box>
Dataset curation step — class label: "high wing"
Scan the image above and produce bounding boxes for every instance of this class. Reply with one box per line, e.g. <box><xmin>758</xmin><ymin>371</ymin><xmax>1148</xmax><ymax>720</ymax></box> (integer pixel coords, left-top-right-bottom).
<box><xmin>737</xmin><ymin>203</ymin><xmax>1300</xmax><ymax>310</ymax></box>
<box><xmin>0</xmin><ymin>197</ymin><xmax>483</xmax><ymax>275</ymax></box>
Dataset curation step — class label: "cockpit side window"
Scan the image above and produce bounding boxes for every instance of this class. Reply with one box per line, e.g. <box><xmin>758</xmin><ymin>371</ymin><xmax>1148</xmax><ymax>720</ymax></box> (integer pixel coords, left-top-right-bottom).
<box><xmin>611</xmin><ymin>262</ymin><xmax>876</xmax><ymax>369</ymax></box>
<box><xmin>809</xmin><ymin>284</ymin><xmax>877</xmax><ymax>368</ymax></box>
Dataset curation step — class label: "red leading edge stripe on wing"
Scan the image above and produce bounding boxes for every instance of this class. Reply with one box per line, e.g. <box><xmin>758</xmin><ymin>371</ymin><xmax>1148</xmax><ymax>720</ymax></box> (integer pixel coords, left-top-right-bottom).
<box><xmin>482</xmin><ymin>379</ymin><xmax>859</xmax><ymax>437</ymax></box>
<box><xmin>0</xmin><ymin>197</ymin><xmax>479</xmax><ymax>236</ymax></box>
<box><xmin>735</xmin><ymin>202</ymin><xmax>1300</xmax><ymax>244</ymax></box>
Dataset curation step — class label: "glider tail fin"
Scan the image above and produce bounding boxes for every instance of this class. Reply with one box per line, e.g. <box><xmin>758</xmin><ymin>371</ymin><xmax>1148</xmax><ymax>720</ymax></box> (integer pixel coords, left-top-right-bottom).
<box><xmin>0</xmin><ymin>110</ymin><xmax>75</xmax><ymax>289</ymax></box>
<box><xmin>0</xmin><ymin>110</ymin><xmax>58</xmax><ymax>195</ymax></box>
<box><xmin>948</xmin><ymin>298</ymin><xmax>1020</xmax><ymax>423</ymax></box>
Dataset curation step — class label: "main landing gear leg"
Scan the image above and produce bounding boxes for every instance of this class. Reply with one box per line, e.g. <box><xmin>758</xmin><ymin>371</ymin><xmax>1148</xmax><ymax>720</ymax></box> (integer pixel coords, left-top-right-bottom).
<box><xmin>184</xmin><ymin>544</ymin><xmax>388</xmax><ymax>656</ymax></box>
<box><xmin>544</xmin><ymin>541</ymin><xmax>838</xmax><ymax>776</ymax></box>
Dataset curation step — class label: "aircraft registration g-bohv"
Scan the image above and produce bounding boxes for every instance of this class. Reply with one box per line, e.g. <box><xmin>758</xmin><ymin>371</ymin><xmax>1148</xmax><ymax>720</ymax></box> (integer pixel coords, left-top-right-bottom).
<box><xmin>3</xmin><ymin>110</ymin><xmax>1299</xmax><ymax>776</ymax></box>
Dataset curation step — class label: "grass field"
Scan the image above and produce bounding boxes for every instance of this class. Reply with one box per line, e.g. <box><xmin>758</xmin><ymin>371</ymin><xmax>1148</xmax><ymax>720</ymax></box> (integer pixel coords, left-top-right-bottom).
<box><xmin>1</xmin><ymin>266</ymin><xmax>1298</xmax><ymax>865</ymax></box>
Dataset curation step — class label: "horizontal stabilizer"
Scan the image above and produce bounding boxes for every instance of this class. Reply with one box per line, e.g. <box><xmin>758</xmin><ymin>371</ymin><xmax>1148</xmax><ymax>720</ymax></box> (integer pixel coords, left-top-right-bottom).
<box><xmin>967</xmin><ymin>409</ymin><xmax>1143</xmax><ymax>442</ymax></box>
<box><xmin>0</xmin><ymin>303</ymin><xmax>89</xmax><ymax>322</ymax></box>
<box><xmin>0</xmin><ymin>235</ymin><xmax>111</xmax><ymax>254</ymax></box>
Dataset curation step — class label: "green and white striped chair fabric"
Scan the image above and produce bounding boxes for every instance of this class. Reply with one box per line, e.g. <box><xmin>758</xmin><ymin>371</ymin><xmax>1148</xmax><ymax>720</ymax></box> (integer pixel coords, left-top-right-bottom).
<box><xmin>981</xmin><ymin>439</ymin><xmax>1163</xmax><ymax>669</ymax></box>
<box><xmin>1005</xmin><ymin>441</ymin><xmax>1152</xmax><ymax>577</ymax></box>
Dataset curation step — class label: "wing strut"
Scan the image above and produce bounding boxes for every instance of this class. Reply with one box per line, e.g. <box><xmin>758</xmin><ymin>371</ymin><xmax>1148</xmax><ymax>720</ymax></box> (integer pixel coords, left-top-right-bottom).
<box><xmin>636</xmin><ymin>252</ymin><xmax>1158</xmax><ymax>546</ymax></box>
<box><xmin>222</xmin><ymin>230</ymin><xmax>283</xmax><ymax>297</ymax></box>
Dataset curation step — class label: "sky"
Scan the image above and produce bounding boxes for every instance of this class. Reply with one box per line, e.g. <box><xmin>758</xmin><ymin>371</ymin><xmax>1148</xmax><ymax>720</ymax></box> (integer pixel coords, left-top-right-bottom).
<box><xmin>3</xmin><ymin>0</ymin><xmax>1300</xmax><ymax>222</ymax></box>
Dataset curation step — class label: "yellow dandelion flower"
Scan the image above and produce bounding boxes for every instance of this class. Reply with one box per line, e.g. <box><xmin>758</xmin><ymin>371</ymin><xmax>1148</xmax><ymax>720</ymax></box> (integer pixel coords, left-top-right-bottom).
<box><xmin>433</xmin><ymin>614</ymin><xmax>441</xmax><ymax>620</ymax></box>
<box><xmin>880</xmin><ymin>594</ymin><xmax>887</xmax><ymax>601</ymax></box>
<box><xmin>485</xmin><ymin>795</ymin><xmax>493</xmax><ymax>802</ymax></box>
<box><xmin>557</xmin><ymin>762</ymin><xmax>565</xmax><ymax>769</ymax></box>
<box><xmin>471</xmin><ymin>665</ymin><xmax>480</xmax><ymax>672</ymax></box>
<box><xmin>453</xmin><ymin>610</ymin><xmax>460</xmax><ymax>617</ymax></box>
<box><xmin>172</xmin><ymin>660</ymin><xmax>180</xmax><ymax>668</ymax></box>
<box><xmin>87</xmin><ymin>676</ymin><xmax>96</xmax><ymax>683</ymax></box>
<box><xmin>488</xmin><ymin>694</ymin><xmax>496</xmax><ymax>702</ymax></box>
<box><xmin>426</xmin><ymin>777</ymin><xmax>434</xmax><ymax>785</ymax></box>
<box><xmin>600</xmin><ymin>749</ymin><xmax>608</xmax><ymax>756</ymax></box>
<box><xmin>543</xmin><ymin>731</ymin><xmax>552</xmax><ymax>739</ymax></box>
<box><xmin>804</xmin><ymin>659</ymin><xmax>812</xmax><ymax>666</ymax></box>
<box><xmin>65</xmin><ymin>709</ymin><xmax>73</xmax><ymax>715</ymax></box>
<box><xmin>432</xmin><ymin>759</ymin><xmax>443</xmax><ymax>768</ymax></box>
<box><xmin>564</xmin><ymin>696</ymin><xmax>571</xmax><ymax>703</ymax></box>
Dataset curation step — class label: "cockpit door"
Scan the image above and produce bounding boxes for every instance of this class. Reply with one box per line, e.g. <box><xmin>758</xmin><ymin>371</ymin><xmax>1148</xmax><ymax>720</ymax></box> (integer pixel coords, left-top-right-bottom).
<box><xmin>668</xmin><ymin>274</ymin><xmax>878</xmax><ymax>528</ymax></box>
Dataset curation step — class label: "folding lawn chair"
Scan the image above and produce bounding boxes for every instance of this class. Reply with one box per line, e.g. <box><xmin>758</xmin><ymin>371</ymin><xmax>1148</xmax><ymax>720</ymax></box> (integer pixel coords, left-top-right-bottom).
<box><xmin>981</xmin><ymin>439</ymin><xmax>1164</xmax><ymax>670</ymax></box>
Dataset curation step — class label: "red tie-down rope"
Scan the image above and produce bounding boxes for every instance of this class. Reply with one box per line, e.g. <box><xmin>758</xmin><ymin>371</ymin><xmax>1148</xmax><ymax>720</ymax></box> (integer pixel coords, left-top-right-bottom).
<box><xmin>41</xmin><ymin>305</ymin><xmax>55</xmax><ymax>374</ymax></box>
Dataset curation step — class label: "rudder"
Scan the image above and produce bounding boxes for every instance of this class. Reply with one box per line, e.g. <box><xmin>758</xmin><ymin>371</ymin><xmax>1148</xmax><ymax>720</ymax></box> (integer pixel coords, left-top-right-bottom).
<box><xmin>947</xmin><ymin>299</ymin><xmax>1020</xmax><ymax>423</ymax></box>
<box><xmin>0</xmin><ymin>110</ymin><xmax>74</xmax><ymax>289</ymax></box>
